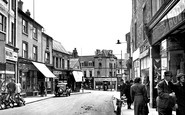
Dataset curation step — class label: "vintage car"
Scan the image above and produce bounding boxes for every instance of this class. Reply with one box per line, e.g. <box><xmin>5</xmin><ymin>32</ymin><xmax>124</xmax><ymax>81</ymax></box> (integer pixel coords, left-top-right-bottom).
<box><xmin>54</xmin><ymin>82</ymin><xmax>71</xmax><ymax>97</ymax></box>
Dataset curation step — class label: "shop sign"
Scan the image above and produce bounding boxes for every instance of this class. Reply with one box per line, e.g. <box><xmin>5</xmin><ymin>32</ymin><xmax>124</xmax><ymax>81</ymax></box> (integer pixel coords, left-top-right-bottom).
<box><xmin>152</xmin><ymin>0</ymin><xmax>185</xmax><ymax>44</ymax></box>
<box><xmin>5</xmin><ymin>47</ymin><xmax>18</xmax><ymax>61</ymax></box>
<box><xmin>53</xmin><ymin>71</ymin><xmax>62</xmax><ymax>75</ymax></box>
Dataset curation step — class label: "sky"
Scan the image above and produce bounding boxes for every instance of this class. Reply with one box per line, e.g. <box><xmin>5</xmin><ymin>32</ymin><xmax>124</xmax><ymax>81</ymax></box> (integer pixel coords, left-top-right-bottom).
<box><xmin>21</xmin><ymin>0</ymin><xmax>132</xmax><ymax>59</ymax></box>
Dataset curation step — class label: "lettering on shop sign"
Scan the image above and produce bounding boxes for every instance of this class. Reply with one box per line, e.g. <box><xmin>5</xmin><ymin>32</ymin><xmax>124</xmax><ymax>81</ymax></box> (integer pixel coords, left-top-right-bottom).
<box><xmin>5</xmin><ymin>48</ymin><xmax>18</xmax><ymax>61</ymax></box>
<box><xmin>167</xmin><ymin>0</ymin><xmax>185</xmax><ymax>29</ymax></box>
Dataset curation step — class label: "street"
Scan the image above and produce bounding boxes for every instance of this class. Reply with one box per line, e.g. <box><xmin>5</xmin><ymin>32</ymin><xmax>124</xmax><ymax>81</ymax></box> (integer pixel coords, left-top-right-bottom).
<box><xmin>0</xmin><ymin>91</ymin><xmax>117</xmax><ymax>115</ymax></box>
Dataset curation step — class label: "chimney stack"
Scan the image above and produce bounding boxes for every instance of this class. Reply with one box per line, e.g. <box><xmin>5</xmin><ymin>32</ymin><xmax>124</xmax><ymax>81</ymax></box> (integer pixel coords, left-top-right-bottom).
<box><xmin>25</xmin><ymin>9</ymin><xmax>31</xmax><ymax>17</ymax></box>
<box><xmin>18</xmin><ymin>0</ymin><xmax>23</xmax><ymax>10</ymax></box>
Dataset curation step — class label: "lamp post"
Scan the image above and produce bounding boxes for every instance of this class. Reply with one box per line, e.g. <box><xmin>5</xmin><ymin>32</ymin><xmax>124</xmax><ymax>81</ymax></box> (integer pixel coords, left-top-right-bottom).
<box><xmin>116</xmin><ymin>40</ymin><xmax>127</xmax><ymax>80</ymax></box>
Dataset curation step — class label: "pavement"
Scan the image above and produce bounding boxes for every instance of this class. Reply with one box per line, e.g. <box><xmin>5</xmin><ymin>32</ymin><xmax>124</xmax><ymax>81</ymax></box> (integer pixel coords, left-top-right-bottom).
<box><xmin>24</xmin><ymin>89</ymin><xmax>91</xmax><ymax>104</ymax></box>
<box><xmin>112</xmin><ymin>92</ymin><xmax>176</xmax><ymax>115</ymax></box>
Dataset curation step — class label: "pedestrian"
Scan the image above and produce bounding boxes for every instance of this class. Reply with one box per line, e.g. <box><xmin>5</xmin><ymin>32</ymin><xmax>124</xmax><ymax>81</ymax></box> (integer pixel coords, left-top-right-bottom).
<box><xmin>40</xmin><ymin>82</ymin><xmax>46</xmax><ymax>97</ymax></box>
<box><xmin>15</xmin><ymin>82</ymin><xmax>25</xmax><ymax>103</ymax></box>
<box><xmin>124</xmin><ymin>80</ymin><xmax>133</xmax><ymax>109</ymax></box>
<box><xmin>130</xmin><ymin>77</ymin><xmax>149</xmax><ymax>115</ymax></box>
<box><xmin>120</xmin><ymin>79</ymin><xmax>126</xmax><ymax>98</ymax></box>
<box><xmin>6</xmin><ymin>78</ymin><xmax>16</xmax><ymax>101</ymax></box>
<box><xmin>156</xmin><ymin>71</ymin><xmax>176</xmax><ymax>115</ymax></box>
<box><xmin>173</xmin><ymin>73</ymin><xmax>185</xmax><ymax>115</ymax></box>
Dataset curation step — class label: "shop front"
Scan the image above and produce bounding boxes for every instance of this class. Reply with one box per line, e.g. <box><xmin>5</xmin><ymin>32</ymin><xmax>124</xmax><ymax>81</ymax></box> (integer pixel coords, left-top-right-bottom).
<box><xmin>18</xmin><ymin>58</ymin><xmax>56</xmax><ymax>96</ymax></box>
<box><xmin>0</xmin><ymin>47</ymin><xmax>18</xmax><ymax>92</ymax></box>
<box><xmin>148</xmin><ymin>0</ymin><xmax>185</xmax><ymax>107</ymax></box>
<box><xmin>93</xmin><ymin>77</ymin><xmax>117</xmax><ymax>91</ymax></box>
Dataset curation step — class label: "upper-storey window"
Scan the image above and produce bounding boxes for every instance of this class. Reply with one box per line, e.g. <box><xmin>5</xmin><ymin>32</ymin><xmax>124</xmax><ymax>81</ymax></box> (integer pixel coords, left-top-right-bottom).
<box><xmin>46</xmin><ymin>37</ymin><xmax>49</xmax><ymax>49</ymax></box>
<box><xmin>0</xmin><ymin>13</ymin><xmax>6</xmax><ymax>32</ymax></box>
<box><xmin>22</xmin><ymin>42</ymin><xmax>28</xmax><ymax>58</ymax></box>
<box><xmin>152</xmin><ymin>0</ymin><xmax>168</xmax><ymax>16</ymax></box>
<box><xmin>9</xmin><ymin>22</ymin><xmax>14</xmax><ymax>45</ymax></box>
<box><xmin>45</xmin><ymin>52</ymin><xmax>50</xmax><ymax>64</ymax></box>
<box><xmin>33</xmin><ymin>45</ymin><xmax>38</xmax><ymax>61</ymax></box>
<box><xmin>11</xmin><ymin>0</ymin><xmax>15</xmax><ymax>11</ymax></box>
<box><xmin>22</xmin><ymin>19</ymin><xmax>28</xmax><ymax>34</ymax></box>
<box><xmin>33</xmin><ymin>26</ymin><xmax>37</xmax><ymax>40</ymax></box>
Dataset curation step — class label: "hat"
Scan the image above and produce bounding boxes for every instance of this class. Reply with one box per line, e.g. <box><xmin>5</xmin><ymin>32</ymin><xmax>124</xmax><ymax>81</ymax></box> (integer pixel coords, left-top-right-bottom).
<box><xmin>176</xmin><ymin>73</ymin><xmax>185</xmax><ymax>79</ymax></box>
<box><xmin>164</xmin><ymin>71</ymin><xmax>172</xmax><ymax>76</ymax></box>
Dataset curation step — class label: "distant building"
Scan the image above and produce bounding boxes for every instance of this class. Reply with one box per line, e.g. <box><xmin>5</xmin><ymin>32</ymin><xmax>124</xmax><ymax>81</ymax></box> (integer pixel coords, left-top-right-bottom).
<box><xmin>94</xmin><ymin>49</ymin><xmax>117</xmax><ymax>91</ymax></box>
<box><xmin>79</xmin><ymin>55</ymin><xmax>95</xmax><ymax>89</ymax></box>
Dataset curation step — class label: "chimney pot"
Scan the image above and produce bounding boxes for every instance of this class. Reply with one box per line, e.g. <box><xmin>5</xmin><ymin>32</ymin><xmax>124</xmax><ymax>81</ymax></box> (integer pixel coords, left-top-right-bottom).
<box><xmin>18</xmin><ymin>0</ymin><xmax>23</xmax><ymax>10</ymax></box>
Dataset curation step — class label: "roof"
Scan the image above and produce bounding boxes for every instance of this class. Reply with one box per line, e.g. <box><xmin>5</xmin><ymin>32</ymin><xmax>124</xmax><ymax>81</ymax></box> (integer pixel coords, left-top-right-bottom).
<box><xmin>53</xmin><ymin>40</ymin><xmax>69</xmax><ymax>54</ymax></box>
<box><xmin>70</xmin><ymin>58</ymin><xmax>79</xmax><ymax>69</ymax></box>
<box><xmin>79</xmin><ymin>55</ymin><xmax>95</xmax><ymax>62</ymax></box>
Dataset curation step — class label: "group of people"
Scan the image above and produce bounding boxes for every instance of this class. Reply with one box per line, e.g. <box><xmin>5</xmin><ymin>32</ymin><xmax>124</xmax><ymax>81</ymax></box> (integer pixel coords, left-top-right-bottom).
<box><xmin>5</xmin><ymin>78</ymin><xmax>25</xmax><ymax>104</ymax></box>
<box><xmin>120</xmin><ymin>70</ymin><xmax>185</xmax><ymax>115</ymax></box>
<box><xmin>156</xmin><ymin>71</ymin><xmax>185</xmax><ymax>115</ymax></box>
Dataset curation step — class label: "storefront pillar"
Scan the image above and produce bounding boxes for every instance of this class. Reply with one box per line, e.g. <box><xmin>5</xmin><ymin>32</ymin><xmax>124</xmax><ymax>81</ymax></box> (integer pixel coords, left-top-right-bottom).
<box><xmin>149</xmin><ymin>46</ymin><xmax>154</xmax><ymax>108</ymax></box>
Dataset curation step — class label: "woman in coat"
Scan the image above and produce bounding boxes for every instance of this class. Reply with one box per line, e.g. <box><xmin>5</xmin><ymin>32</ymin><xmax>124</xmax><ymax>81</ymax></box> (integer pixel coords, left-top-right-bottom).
<box><xmin>130</xmin><ymin>77</ymin><xmax>149</xmax><ymax>115</ymax></box>
<box><xmin>174</xmin><ymin>73</ymin><xmax>185</xmax><ymax>115</ymax></box>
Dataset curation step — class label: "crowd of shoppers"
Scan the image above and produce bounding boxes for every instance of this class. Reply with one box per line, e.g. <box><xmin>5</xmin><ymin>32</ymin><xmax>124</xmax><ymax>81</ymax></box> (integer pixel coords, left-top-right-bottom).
<box><xmin>119</xmin><ymin>70</ymin><xmax>185</xmax><ymax>115</ymax></box>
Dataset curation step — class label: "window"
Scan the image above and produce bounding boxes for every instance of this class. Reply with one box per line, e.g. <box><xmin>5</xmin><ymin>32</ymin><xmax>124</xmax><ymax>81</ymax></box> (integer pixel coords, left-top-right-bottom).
<box><xmin>62</xmin><ymin>59</ymin><xmax>65</xmax><ymax>69</ymax></box>
<box><xmin>46</xmin><ymin>38</ymin><xmax>49</xmax><ymax>49</ymax></box>
<box><xmin>9</xmin><ymin>22</ymin><xmax>14</xmax><ymax>45</ymax></box>
<box><xmin>98</xmin><ymin>63</ymin><xmax>102</xmax><ymax>68</ymax></box>
<box><xmin>33</xmin><ymin>45</ymin><xmax>37</xmax><ymax>61</ymax></box>
<box><xmin>56</xmin><ymin>57</ymin><xmax>58</xmax><ymax>68</ymax></box>
<box><xmin>152</xmin><ymin>0</ymin><xmax>168</xmax><ymax>16</ymax></box>
<box><xmin>22</xmin><ymin>42</ymin><xmax>28</xmax><ymax>58</ymax></box>
<box><xmin>134</xmin><ymin>22</ymin><xmax>137</xmax><ymax>49</ymax></box>
<box><xmin>22</xmin><ymin>19</ymin><xmax>28</xmax><ymax>34</ymax></box>
<box><xmin>33</xmin><ymin>26</ymin><xmax>37</xmax><ymax>39</ymax></box>
<box><xmin>0</xmin><ymin>13</ymin><xmax>6</xmax><ymax>32</ymax></box>
<box><xmin>45</xmin><ymin>52</ymin><xmax>50</xmax><ymax>64</ymax></box>
<box><xmin>97</xmin><ymin>71</ymin><xmax>100</xmax><ymax>76</ymax></box>
<box><xmin>11</xmin><ymin>0</ymin><xmax>15</xmax><ymax>11</ymax></box>
<box><xmin>84</xmin><ymin>71</ymin><xmax>86</xmax><ymax>77</ymax></box>
<box><xmin>89</xmin><ymin>71</ymin><xmax>92</xmax><ymax>77</ymax></box>
<box><xmin>67</xmin><ymin>60</ymin><xmax>70</xmax><ymax>69</ymax></box>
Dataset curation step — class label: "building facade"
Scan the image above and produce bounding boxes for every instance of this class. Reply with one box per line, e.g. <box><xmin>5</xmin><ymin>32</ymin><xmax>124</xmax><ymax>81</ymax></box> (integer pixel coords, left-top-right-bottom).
<box><xmin>94</xmin><ymin>49</ymin><xmax>117</xmax><ymax>91</ymax></box>
<box><xmin>79</xmin><ymin>55</ymin><xmax>95</xmax><ymax>89</ymax></box>
<box><xmin>130</xmin><ymin>0</ymin><xmax>185</xmax><ymax>108</ymax></box>
<box><xmin>0</xmin><ymin>0</ymin><xmax>18</xmax><ymax>91</ymax></box>
<box><xmin>17</xmin><ymin>1</ymin><xmax>56</xmax><ymax>96</ymax></box>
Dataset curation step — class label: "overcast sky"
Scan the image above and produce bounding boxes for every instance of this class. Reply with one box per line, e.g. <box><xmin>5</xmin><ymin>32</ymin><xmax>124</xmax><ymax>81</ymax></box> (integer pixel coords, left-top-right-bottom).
<box><xmin>21</xmin><ymin>0</ymin><xmax>132</xmax><ymax>59</ymax></box>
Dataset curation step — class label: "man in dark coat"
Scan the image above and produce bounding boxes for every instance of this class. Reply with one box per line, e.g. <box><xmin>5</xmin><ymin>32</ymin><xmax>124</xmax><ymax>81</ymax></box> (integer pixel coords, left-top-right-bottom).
<box><xmin>6</xmin><ymin>78</ymin><xmax>16</xmax><ymax>101</ymax></box>
<box><xmin>156</xmin><ymin>71</ymin><xmax>176</xmax><ymax>115</ymax></box>
<box><xmin>124</xmin><ymin>80</ymin><xmax>133</xmax><ymax>109</ymax></box>
<box><xmin>174</xmin><ymin>73</ymin><xmax>185</xmax><ymax>115</ymax></box>
<box><xmin>120</xmin><ymin>79</ymin><xmax>126</xmax><ymax>98</ymax></box>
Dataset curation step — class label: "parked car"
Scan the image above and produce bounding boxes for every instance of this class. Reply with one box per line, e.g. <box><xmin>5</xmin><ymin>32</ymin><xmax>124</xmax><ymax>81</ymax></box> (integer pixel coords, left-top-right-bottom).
<box><xmin>54</xmin><ymin>82</ymin><xmax>71</xmax><ymax>97</ymax></box>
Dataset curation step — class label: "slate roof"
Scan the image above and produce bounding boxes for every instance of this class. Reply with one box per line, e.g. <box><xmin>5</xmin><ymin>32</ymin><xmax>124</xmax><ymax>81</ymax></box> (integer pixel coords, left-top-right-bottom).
<box><xmin>53</xmin><ymin>40</ymin><xmax>69</xmax><ymax>54</ymax></box>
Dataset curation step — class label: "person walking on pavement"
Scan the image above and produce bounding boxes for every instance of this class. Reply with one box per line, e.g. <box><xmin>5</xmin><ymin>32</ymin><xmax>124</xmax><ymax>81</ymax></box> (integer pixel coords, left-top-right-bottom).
<box><xmin>124</xmin><ymin>80</ymin><xmax>133</xmax><ymax>109</ymax></box>
<box><xmin>40</xmin><ymin>82</ymin><xmax>46</xmax><ymax>97</ymax></box>
<box><xmin>120</xmin><ymin>79</ymin><xmax>126</xmax><ymax>98</ymax></box>
<box><xmin>6</xmin><ymin>78</ymin><xmax>16</xmax><ymax>102</ymax></box>
<box><xmin>156</xmin><ymin>71</ymin><xmax>176</xmax><ymax>115</ymax></box>
<box><xmin>173</xmin><ymin>73</ymin><xmax>185</xmax><ymax>115</ymax></box>
<box><xmin>130</xmin><ymin>77</ymin><xmax>149</xmax><ymax>115</ymax></box>
<box><xmin>15</xmin><ymin>82</ymin><xmax>25</xmax><ymax>104</ymax></box>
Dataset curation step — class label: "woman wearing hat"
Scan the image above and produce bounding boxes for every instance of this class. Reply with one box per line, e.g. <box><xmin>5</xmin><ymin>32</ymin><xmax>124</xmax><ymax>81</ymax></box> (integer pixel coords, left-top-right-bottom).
<box><xmin>174</xmin><ymin>73</ymin><xmax>185</xmax><ymax>115</ymax></box>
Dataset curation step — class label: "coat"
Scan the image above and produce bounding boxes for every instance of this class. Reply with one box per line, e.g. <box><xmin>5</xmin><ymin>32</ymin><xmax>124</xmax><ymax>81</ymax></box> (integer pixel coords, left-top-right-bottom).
<box><xmin>130</xmin><ymin>83</ymin><xmax>148</xmax><ymax>115</ymax></box>
<box><xmin>156</xmin><ymin>80</ymin><xmax>176</xmax><ymax>109</ymax></box>
<box><xmin>173</xmin><ymin>82</ymin><xmax>185</xmax><ymax>115</ymax></box>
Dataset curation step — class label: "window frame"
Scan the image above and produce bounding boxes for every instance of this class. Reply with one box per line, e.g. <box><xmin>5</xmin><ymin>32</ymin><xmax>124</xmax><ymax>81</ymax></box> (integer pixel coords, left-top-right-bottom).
<box><xmin>22</xmin><ymin>19</ymin><xmax>28</xmax><ymax>34</ymax></box>
<box><xmin>22</xmin><ymin>42</ymin><xmax>28</xmax><ymax>59</ymax></box>
<box><xmin>33</xmin><ymin>45</ymin><xmax>38</xmax><ymax>61</ymax></box>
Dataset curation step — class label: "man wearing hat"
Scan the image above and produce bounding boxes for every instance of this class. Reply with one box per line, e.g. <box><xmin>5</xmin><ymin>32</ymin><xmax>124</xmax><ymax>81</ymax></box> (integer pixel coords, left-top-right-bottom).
<box><xmin>156</xmin><ymin>71</ymin><xmax>176</xmax><ymax>115</ymax></box>
<box><xmin>174</xmin><ymin>73</ymin><xmax>185</xmax><ymax>115</ymax></box>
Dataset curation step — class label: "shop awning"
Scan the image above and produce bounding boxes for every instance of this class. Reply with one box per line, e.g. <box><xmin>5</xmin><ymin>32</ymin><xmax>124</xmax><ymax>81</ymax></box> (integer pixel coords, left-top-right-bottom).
<box><xmin>32</xmin><ymin>62</ymin><xmax>56</xmax><ymax>78</ymax></box>
<box><xmin>72</xmin><ymin>71</ymin><xmax>83</xmax><ymax>82</ymax></box>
